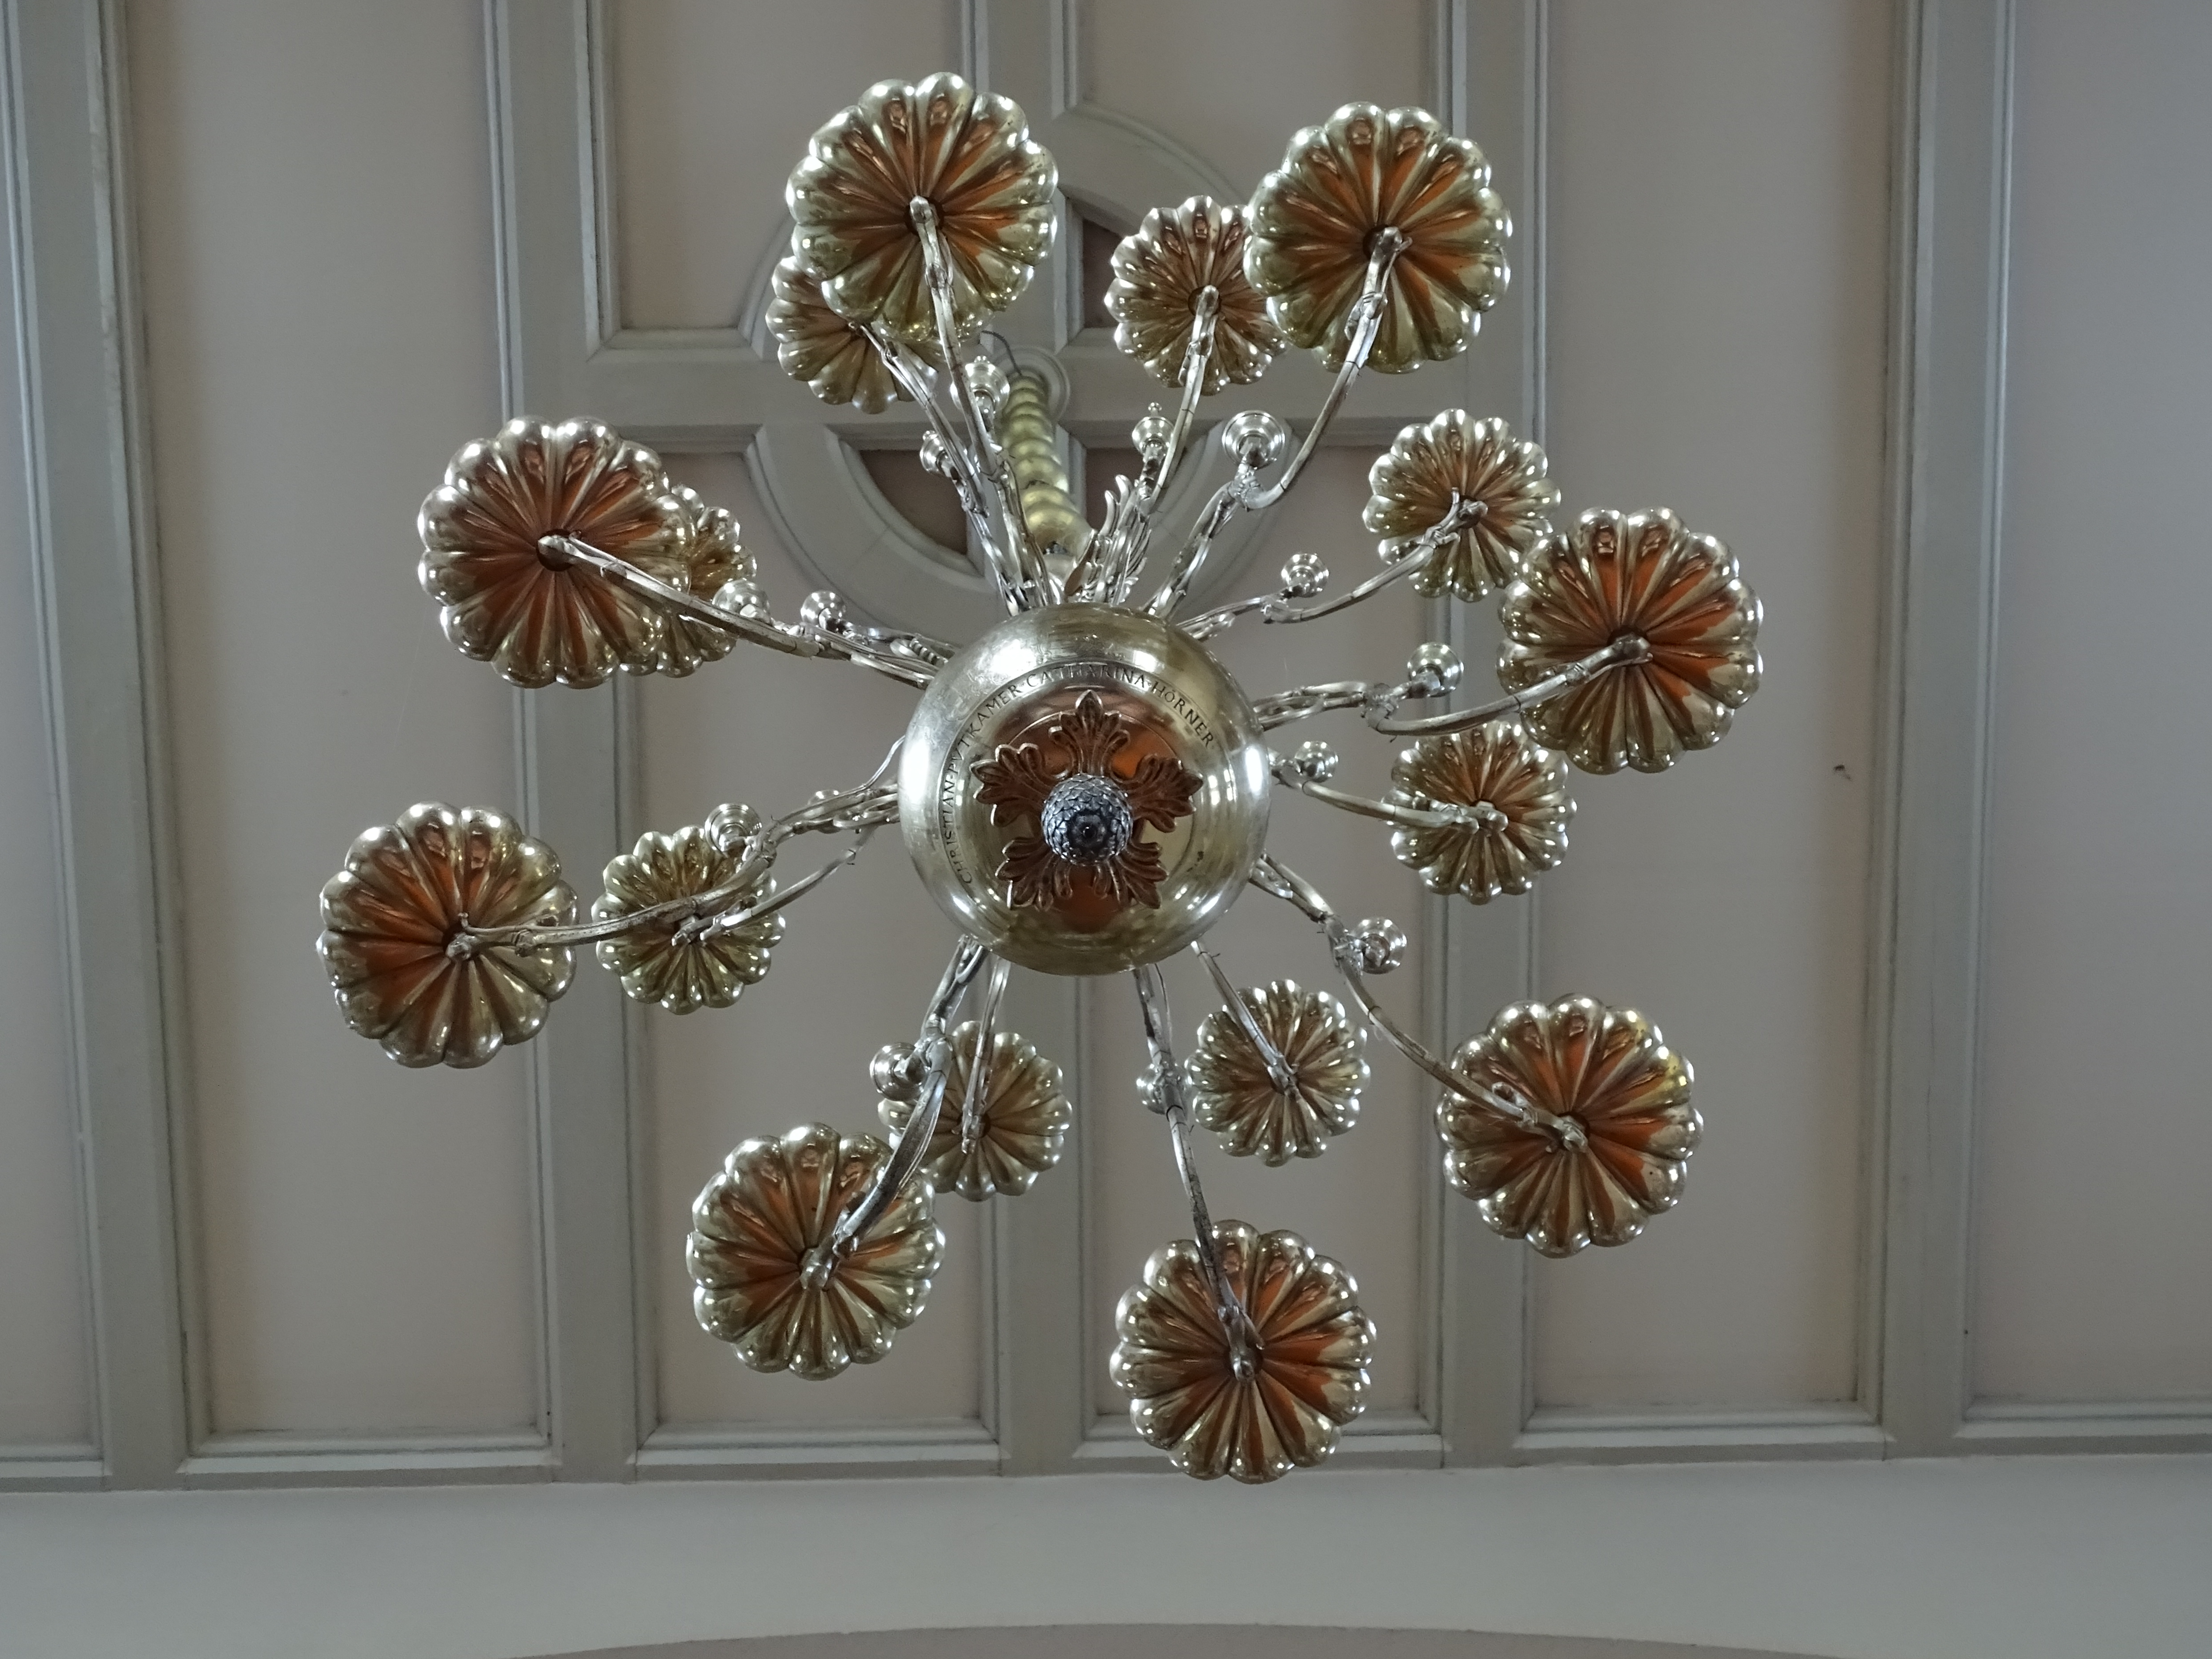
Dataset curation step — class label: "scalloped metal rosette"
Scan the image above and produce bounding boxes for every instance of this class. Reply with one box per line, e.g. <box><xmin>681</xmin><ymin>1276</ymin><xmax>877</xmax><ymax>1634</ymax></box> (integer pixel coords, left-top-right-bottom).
<box><xmin>1439</xmin><ymin>996</ymin><xmax>1701</xmax><ymax>1257</ymax></box>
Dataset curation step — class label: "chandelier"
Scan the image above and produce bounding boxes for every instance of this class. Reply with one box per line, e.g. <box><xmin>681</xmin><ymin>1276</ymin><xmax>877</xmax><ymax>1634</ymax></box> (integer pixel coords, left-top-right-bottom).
<box><xmin>316</xmin><ymin>76</ymin><xmax>1762</xmax><ymax>1485</ymax></box>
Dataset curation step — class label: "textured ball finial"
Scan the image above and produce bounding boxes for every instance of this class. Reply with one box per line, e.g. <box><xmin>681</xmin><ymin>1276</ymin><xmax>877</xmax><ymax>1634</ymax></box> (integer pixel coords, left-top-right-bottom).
<box><xmin>1039</xmin><ymin>773</ymin><xmax>1136</xmax><ymax>866</ymax></box>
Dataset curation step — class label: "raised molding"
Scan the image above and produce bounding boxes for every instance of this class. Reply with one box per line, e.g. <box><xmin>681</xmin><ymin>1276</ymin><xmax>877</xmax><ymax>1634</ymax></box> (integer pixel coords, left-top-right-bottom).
<box><xmin>0</xmin><ymin>0</ymin><xmax>191</xmax><ymax>1490</ymax></box>
<box><xmin>180</xmin><ymin>1430</ymin><xmax>552</xmax><ymax>1490</ymax></box>
<box><xmin>0</xmin><ymin>1446</ymin><xmax>103</xmax><ymax>1494</ymax></box>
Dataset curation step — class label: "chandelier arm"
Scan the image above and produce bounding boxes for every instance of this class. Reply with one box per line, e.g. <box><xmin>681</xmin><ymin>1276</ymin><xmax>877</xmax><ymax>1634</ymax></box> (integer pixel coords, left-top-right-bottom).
<box><xmin>1137</xmin><ymin>292</ymin><xmax>1220</xmax><ymax>514</ymax></box>
<box><xmin>824</xmin><ymin>936</ymin><xmax>994</xmax><ymax>1260</ymax></box>
<box><xmin>701</xmin><ymin>824</ymin><xmax>878</xmax><ymax>937</ymax></box>
<box><xmin>1132</xmin><ymin>962</ymin><xmax>1263</xmax><ymax>1356</ymax></box>
<box><xmin>956</xmin><ymin>952</ymin><xmax>1013</xmax><ymax>1153</ymax></box>
<box><xmin>548</xmin><ymin>536</ymin><xmax>937</xmax><ymax>690</ymax></box>
<box><xmin>910</xmin><ymin>199</ymin><xmax>1051</xmax><ymax>610</ymax></box>
<box><xmin>1191</xmin><ymin>943</ymin><xmax>1302</xmax><ymax>1099</ymax></box>
<box><xmin>1138</xmin><ymin>237</ymin><xmax>1404</xmax><ymax>622</ymax></box>
<box><xmin>1268</xmin><ymin>756</ymin><xmax>1466</xmax><ymax>831</ymax></box>
<box><xmin>1248</xmin><ymin>853</ymin><xmax>1577</xmax><ymax>1142</ymax></box>
<box><xmin>448</xmin><ymin>768</ymin><xmax>899</xmax><ymax>955</ymax></box>
<box><xmin>1365</xmin><ymin>635</ymin><xmax>1650</xmax><ymax>736</ymax></box>
<box><xmin>1273</xmin><ymin>495</ymin><xmax>1484</xmax><ymax>625</ymax></box>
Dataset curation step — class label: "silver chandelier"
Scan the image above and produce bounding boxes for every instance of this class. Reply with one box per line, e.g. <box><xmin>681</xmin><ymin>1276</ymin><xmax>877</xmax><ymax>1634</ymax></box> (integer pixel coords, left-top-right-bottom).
<box><xmin>317</xmin><ymin>75</ymin><xmax>1761</xmax><ymax>1484</ymax></box>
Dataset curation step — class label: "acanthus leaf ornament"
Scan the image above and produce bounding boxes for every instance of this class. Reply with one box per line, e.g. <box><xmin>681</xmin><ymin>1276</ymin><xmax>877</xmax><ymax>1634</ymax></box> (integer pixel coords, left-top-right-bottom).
<box><xmin>323</xmin><ymin>78</ymin><xmax>1765</xmax><ymax>1484</ymax></box>
<box><xmin>318</xmin><ymin>804</ymin><xmax>575</xmax><ymax>1069</ymax></box>
<box><xmin>1365</xmin><ymin>411</ymin><xmax>1559</xmax><ymax>600</ymax></box>
<box><xmin>786</xmin><ymin>73</ymin><xmax>1057</xmax><ymax>349</ymax></box>
<box><xmin>688</xmin><ymin>1122</ymin><xmax>942</xmax><ymax>1379</ymax></box>
<box><xmin>1438</xmin><ymin>996</ymin><xmax>1701</xmax><ymax>1257</ymax></box>
<box><xmin>1110</xmin><ymin>1221</ymin><xmax>1374</xmax><ymax>1484</ymax></box>
<box><xmin>1245</xmin><ymin>104</ymin><xmax>1509</xmax><ymax>373</ymax></box>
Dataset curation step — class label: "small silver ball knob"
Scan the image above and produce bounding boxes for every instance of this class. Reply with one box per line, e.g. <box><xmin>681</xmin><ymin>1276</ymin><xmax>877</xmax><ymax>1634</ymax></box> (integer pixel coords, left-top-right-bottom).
<box><xmin>918</xmin><ymin>430</ymin><xmax>955</xmax><ymax>477</ymax></box>
<box><xmin>800</xmin><ymin>590</ymin><xmax>849</xmax><ymax>634</ymax></box>
<box><xmin>1279</xmin><ymin>550</ymin><xmax>1329</xmax><ymax>598</ymax></box>
<box><xmin>1287</xmin><ymin>740</ymin><xmax>1340</xmax><ymax>783</ymax></box>
<box><xmin>712</xmin><ymin>577</ymin><xmax>765</xmax><ymax>618</ymax></box>
<box><xmin>870</xmin><ymin>1041</ymin><xmax>926</xmax><ymax>1102</ymax></box>
<box><xmin>1222</xmin><ymin>409</ymin><xmax>1289</xmax><ymax>470</ymax></box>
<box><xmin>1406</xmin><ymin>642</ymin><xmax>1464</xmax><ymax>697</ymax></box>
<box><xmin>962</xmin><ymin>358</ymin><xmax>1010</xmax><ymax>421</ymax></box>
<box><xmin>1347</xmin><ymin>917</ymin><xmax>1409</xmax><ymax>975</ymax></box>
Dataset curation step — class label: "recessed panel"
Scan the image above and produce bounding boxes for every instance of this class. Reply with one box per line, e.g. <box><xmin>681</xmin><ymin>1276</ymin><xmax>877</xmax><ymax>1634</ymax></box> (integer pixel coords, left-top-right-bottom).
<box><xmin>611</xmin><ymin>0</ymin><xmax>961</xmax><ymax>330</ymax></box>
<box><xmin>1086</xmin><ymin>451</ymin><xmax>1430</xmax><ymax>1418</ymax></box>
<box><xmin>1084</xmin><ymin>0</ymin><xmax>1429</xmax><ymax>192</ymax></box>
<box><xmin>133</xmin><ymin>0</ymin><xmax>540</xmax><ymax>1434</ymax></box>
<box><xmin>644</xmin><ymin>456</ymin><xmax>982</xmax><ymax>1427</ymax></box>
<box><xmin>1973</xmin><ymin>0</ymin><xmax>2212</xmax><ymax>1406</ymax></box>
<box><xmin>1531</xmin><ymin>0</ymin><xmax>1889</xmax><ymax>1410</ymax></box>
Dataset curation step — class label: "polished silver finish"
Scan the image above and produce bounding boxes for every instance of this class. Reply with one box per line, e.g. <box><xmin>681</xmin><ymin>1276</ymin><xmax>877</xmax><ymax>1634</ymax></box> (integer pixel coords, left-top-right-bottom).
<box><xmin>899</xmin><ymin>605</ymin><xmax>1270</xmax><ymax>974</ymax></box>
<box><xmin>320</xmin><ymin>72</ymin><xmax>1761</xmax><ymax>1484</ymax></box>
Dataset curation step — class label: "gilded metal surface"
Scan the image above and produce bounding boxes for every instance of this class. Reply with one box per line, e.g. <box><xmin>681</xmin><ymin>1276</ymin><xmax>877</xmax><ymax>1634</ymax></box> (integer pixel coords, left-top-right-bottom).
<box><xmin>1364</xmin><ymin>411</ymin><xmax>1557</xmax><ymax>600</ymax></box>
<box><xmin>1245</xmin><ymin>104</ymin><xmax>1509</xmax><ymax>373</ymax></box>
<box><xmin>333</xmin><ymin>80</ymin><xmax>1767</xmax><ymax>1445</ymax></box>
<box><xmin>1110</xmin><ymin>1221</ymin><xmax>1373</xmax><ymax>1483</ymax></box>
<box><xmin>765</xmin><ymin>256</ymin><xmax>933</xmax><ymax>415</ymax></box>
<box><xmin>654</xmin><ymin>485</ymin><xmax>751</xmax><ymax>676</ymax></box>
<box><xmin>1438</xmin><ymin>995</ymin><xmax>1700</xmax><ymax>1257</ymax></box>
<box><xmin>688</xmin><ymin>1122</ymin><xmax>942</xmax><ymax>1379</ymax></box>
<box><xmin>1500</xmin><ymin>508</ymin><xmax>1764</xmax><ymax>774</ymax></box>
<box><xmin>1387</xmin><ymin>720</ymin><xmax>1573</xmax><ymax>902</ymax></box>
<box><xmin>318</xmin><ymin>803</ymin><xmax>575</xmax><ymax>1068</ymax></box>
<box><xmin>900</xmin><ymin>605</ymin><xmax>1271</xmax><ymax>975</ymax></box>
<box><xmin>1187</xmin><ymin>981</ymin><xmax>1367</xmax><ymax>1163</ymax></box>
<box><xmin>973</xmin><ymin>691</ymin><xmax>1199</xmax><ymax>911</ymax></box>
<box><xmin>879</xmin><ymin>1019</ymin><xmax>1070</xmax><ymax>1200</ymax></box>
<box><xmin>786</xmin><ymin>73</ymin><xmax>1057</xmax><ymax>347</ymax></box>
<box><xmin>997</xmin><ymin>370</ymin><xmax>1090</xmax><ymax>555</ymax></box>
<box><xmin>592</xmin><ymin>821</ymin><xmax>781</xmax><ymax>1013</ymax></box>
<box><xmin>1106</xmin><ymin>197</ymin><xmax>1285</xmax><ymax>391</ymax></box>
<box><xmin>417</xmin><ymin>417</ymin><xmax>692</xmax><ymax>689</ymax></box>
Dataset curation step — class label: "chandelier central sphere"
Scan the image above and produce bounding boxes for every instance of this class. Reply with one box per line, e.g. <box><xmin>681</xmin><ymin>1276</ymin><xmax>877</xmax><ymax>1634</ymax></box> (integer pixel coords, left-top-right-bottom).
<box><xmin>315</xmin><ymin>70</ymin><xmax>1761</xmax><ymax>1484</ymax></box>
<box><xmin>899</xmin><ymin>604</ymin><xmax>1271</xmax><ymax>975</ymax></box>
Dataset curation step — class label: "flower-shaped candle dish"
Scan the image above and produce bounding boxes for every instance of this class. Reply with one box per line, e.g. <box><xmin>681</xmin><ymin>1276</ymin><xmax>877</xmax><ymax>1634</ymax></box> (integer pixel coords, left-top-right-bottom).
<box><xmin>1365</xmin><ymin>411</ymin><xmax>1559</xmax><ymax>601</ymax></box>
<box><xmin>417</xmin><ymin>417</ymin><xmax>695</xmax><ymax>689</ymax></box>
<box><xmin>1387</xmin><ymin>721</ymin><xmax>1574</xmax><ymax>902</ymax></box>
<box><xmin>1438</xmin><ymin>996</ymin><xmax>1701</xmax><ymax>1257</ymax></box>
<box><xmin>688</xmin><ymin>1122</ymin><xmax>943</xmax><ymax>1380</ymax></box>
<box><xmin>319</xmin><ymin>71</ymin><xmax>1766</xmax><ymax>1484</ymax></box>
<box><xmin>1111</xmin><ymin>1221</ymin><xmax>1374</xmax><ymax>1484</ymax></box>
<box><xmin>1501</xmin><ymin>509</ymin><xmax>1764</xmax><ymax>774</ymax></box>
<box><xmin>1106</xmin><ymin>197</ymin><xmax>1286</xmax><ymax>393</ymax></box>
<box><xmin>1246</xmin><ymin>103</ymin><xmax>1509</xmax><ymax>373</ymax></box>
<box><xmin>766</xmin><ymin>257</ymin><xmax>931</xmax><ymax>415</ymax></box>
<box><xmin>319</xmin><ymin>804</ymin><xmax>576</xmax><ymax>1069</ymax></box>
<box><xmin>879</xmin><ymin>1019</ymin><xmax>1071</xmax><ymax>1200</ymax></box>
<box><xmin>1187</xmin><ymin>980</ymin><xmax>1367</xmax><ymax>1164</ymax></box>
<box><xmin>592</xmin><ymin>823</ymin><xmax>782</xmax><ymax>1014</ymax></box>
<box><xmin>787</xmin><ymin>73</ymin><xmax>1058</xmax><ymax>348</ymax></box>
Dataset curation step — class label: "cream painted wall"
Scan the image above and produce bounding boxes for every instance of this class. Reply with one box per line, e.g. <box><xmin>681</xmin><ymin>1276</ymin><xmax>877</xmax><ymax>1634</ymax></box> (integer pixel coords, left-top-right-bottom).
<box><xmin>1973</xmin><ymin>0</ymin><xmax>2212</xmax><ymax>1404</ymax></box>
<box><xmin>132</xmin><ymin>0</ymin><xmax>540</xmax><ymax>1435</ymax></box>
